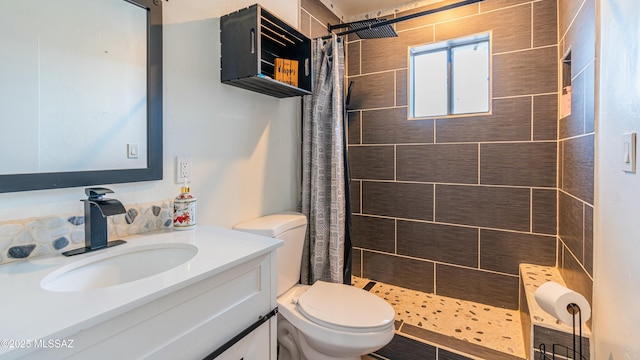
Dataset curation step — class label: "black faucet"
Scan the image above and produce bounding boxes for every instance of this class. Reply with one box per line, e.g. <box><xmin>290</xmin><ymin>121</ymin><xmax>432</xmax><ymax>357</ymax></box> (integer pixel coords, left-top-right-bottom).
<box><xmin>62</xmin><ymin>188</ymin><xmax>127</xmax><ymax>257</ymax></box>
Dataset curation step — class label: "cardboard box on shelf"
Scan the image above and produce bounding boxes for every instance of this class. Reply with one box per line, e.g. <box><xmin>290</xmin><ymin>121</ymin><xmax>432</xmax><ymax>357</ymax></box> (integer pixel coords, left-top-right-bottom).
<box><xmin>275</xmin><ymin>58</ymin><xmax>298</xmax><ymax>87</ymax></box>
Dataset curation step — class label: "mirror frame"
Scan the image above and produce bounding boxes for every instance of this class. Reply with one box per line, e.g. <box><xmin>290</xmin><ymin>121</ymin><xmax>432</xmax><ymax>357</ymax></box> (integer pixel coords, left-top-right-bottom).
<box><xmin>0</xmin><ymin>0</ymin><xmax>163</xmax><ymax>193</ymax></box>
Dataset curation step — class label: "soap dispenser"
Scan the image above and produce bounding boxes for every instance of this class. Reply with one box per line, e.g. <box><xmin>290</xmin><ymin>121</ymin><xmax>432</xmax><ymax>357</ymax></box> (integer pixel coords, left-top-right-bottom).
<box><xmin>173</xmin><ymin>179</ymin><xmax>197</xmax><ymax>230</ymax></box>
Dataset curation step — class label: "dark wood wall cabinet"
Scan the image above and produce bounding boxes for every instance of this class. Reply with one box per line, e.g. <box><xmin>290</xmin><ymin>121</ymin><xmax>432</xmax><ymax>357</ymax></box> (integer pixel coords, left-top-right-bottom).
<box><xmin>220</xmin><ymin>4</ymin><xmax>313</xmax><ymax>98</ymax></box>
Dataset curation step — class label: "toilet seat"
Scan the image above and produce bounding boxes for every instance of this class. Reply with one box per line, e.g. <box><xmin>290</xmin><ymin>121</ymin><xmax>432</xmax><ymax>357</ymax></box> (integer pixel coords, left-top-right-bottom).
<box><xmin>296</xmin><ymin>281</ymin><xmax>395</xmax><ymax>332</ymax></box>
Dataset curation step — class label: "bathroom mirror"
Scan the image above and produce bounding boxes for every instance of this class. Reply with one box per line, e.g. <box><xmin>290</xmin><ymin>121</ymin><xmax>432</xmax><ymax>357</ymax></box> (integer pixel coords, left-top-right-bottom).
<box><xmin>0</xmin><ymin>0</ymin><xmax>162</xmax><ymax>193</ymax></box>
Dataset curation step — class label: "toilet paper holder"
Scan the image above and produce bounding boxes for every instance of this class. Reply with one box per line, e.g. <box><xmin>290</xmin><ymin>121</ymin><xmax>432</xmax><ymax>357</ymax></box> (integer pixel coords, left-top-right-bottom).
<box><xmin>538</xmin><ymin>303</ymin><xmax>587</xmax><ymax>360</ymax></box>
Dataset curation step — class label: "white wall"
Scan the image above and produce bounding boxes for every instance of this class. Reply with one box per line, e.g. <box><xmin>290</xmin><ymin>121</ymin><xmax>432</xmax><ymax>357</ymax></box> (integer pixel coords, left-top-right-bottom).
<box><xmin>0</xmin><ymin>0</ymin><xmax>301</xmax><ymax>229</ymax></box>
<box><xmin>594</xmin><ymin>0</ymin><xmax>640</xmax><ymax>358</ymax></box>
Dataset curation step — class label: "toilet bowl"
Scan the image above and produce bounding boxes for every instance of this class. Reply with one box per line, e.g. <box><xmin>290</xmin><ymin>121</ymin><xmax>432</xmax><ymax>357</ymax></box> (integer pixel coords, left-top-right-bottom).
<box><xmin>233</xmin><ymin>213</ymin><xmax>395</xmax><ymax>360</ymax></box>
<box><xmin>277</xmin><ymin>282</ymin><xmax>395</xmax><ymax>360</ymax></box>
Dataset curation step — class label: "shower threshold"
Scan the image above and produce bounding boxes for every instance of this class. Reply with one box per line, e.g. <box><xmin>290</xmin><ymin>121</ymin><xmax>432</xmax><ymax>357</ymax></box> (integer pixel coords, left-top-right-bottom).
<box><xmin>353</xmin><ymin>277</ymin><xmax>526</xmax><ymax>360</ymax></box>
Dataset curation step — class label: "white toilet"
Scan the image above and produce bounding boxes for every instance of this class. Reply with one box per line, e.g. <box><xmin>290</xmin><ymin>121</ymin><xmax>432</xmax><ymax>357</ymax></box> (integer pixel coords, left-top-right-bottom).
<box><xmin>234</xmin><ymin>212</ymin><xmax>395</xmax><ymax>360</ymax></box>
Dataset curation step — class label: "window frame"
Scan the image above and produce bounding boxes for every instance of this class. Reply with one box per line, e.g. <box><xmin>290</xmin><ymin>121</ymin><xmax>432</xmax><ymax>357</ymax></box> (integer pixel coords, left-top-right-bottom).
<box><xmin>408</xmin><ymin>32</ymin><xmax>492</xmax><ymax>120</ymax></box>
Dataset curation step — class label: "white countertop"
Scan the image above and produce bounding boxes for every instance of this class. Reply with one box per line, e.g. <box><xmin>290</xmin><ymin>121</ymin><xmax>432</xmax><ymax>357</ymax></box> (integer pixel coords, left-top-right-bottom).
<box><xmin>0</xmin><ymin>226</ymin><xmax>282</xmax><ymax>358</ymax></box>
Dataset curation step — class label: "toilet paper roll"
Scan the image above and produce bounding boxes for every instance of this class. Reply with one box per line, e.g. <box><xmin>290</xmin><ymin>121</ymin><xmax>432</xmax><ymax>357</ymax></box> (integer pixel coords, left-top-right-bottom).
<box><xmin>534</xmin><ymin>281</ymin><xmax>591</xmax><ymax>326</ymax></box>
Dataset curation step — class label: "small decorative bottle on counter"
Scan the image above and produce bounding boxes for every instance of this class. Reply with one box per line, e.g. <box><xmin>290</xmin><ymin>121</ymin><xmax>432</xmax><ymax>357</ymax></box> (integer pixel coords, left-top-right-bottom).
<box><xmin>173</xmin><ymin>180</ymin><xmax>197</xmax><ymax>230</ymax></box>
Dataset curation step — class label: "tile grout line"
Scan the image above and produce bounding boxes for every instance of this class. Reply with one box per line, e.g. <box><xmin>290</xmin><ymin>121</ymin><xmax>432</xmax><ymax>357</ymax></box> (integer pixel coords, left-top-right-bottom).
<box><xmin>360</xmin><ymin>248</ymin><xmax>364</xmax><ymax>278</ymax></box>
<box><xmin>477</xmin><ymin>143</ymin><xmax>481</xmax><ymax>185</ymax></box>
<box><xmin>393</xmin><ymin>69</ymin><xmax>397</xmax><ymax>108</ymax></box>
<box><xmin>530</xmin><ymin>188</ymin><xmax>534</xmax><ymax>233</ymax></box>
<box><xmin>359</xmin><ymin>111</ymin><xmax>363</xmax><ymax>145</ymax></box>
<box><xmin>558</xmin><ymin>238</ymin><xmax>593</xmax><ymax>282</ymax></box>
<box><xmin>433</xmin><ymin>261</ymin><xmax>437</xmax><ymax>294</ymax></box>
<box><xmin>394</xmin><ymin>218</ymin><xmax>398</xmax><ymax>255</ymax></box>
<box><xmin>531</xmin><ymin>96</ymin><xmax>535</xmax><ymax>141</ymax></box>
<box><xmin>359</xmin><ymin>39</ymin><xmax>362</xmax><ymax>78</ymax></box>
<box><xmin>433</xmin><ymin>183</ymin><xmax>436</xmax><ymax>223</ymax></box>
<box><xmin>582</xmin><ymin>203</ymin><xmax>586</xmax><ymax>265</ymax></box>
<box><xmin>477</xmin><ymin>228</ymin><xmax>481</xmax><ymax>270</ymax></box>
<box><xmin>530</xmin><ymin>3</ymin><xmax>534</xmax><ymax>49</ymax></box>
<box><xmin>359</xmin><ymin>180</ymin><xmax>363</xmax><ymax>218</ymax></box>
<box><xmin>350</xmin><ymin>140</ymin><xmax>558</xmax><ymax>146</ymax></box>
<box><xmin>394</xmin><ymin>144</ymin><xmax>397</xmax><ymax>181</ymax></box>
<box><xmin>348</xmin><ymin>179</ymin><xmax>557</xmax><ymax>192</ymax></box>
<box><xmin>583</xmin><ymin>70</ymin><xmax>587</xmax><ymax>134</ymax></box>
<box><xmin>353</xmin><ymin>213</ymin><xmax>556</xmax><ymax>238</ymax></box>
<box><xmin>354</xmin><ymin>248</ymin><xmax>523</xmax><ymax>278</ymax></box>
<box><xmin>495</xmin><ymin>92</ymin><xmax>558</xmax><ymax>100</ymax></box>
<box><xmin>434</xmin><ymin>118</ymin><xmax>437</xmax><ymax>144</ymax></box>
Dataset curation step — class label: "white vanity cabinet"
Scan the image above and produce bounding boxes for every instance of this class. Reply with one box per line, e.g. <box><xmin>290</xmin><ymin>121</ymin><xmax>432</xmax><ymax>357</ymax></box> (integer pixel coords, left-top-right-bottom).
<box><xmin>0</xmin><ymin>227</ymin><xmax>281</xmax><ymax>360</ymax></box>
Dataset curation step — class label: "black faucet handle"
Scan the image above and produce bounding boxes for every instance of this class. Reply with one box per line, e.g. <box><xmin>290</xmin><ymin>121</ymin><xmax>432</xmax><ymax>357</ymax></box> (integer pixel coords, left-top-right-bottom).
<box><xmin>85</xmin><ymin>187</ymin><xmax>114</xmax><ymax>200</ymax></box>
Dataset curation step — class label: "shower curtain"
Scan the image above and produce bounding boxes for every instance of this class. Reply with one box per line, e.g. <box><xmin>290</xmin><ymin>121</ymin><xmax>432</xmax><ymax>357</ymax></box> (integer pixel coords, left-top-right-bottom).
<box><xmin>300</xmin><ymin>34</ymin><xmax>352</xmax><ymax>285</ymax></box>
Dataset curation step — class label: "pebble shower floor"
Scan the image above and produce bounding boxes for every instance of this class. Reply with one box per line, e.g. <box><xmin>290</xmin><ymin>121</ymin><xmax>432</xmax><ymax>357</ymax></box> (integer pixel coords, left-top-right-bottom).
<box><xmin>352</xmin><ymin>277</ymin><xmax>526</xmax><ymax>359</ymax></box>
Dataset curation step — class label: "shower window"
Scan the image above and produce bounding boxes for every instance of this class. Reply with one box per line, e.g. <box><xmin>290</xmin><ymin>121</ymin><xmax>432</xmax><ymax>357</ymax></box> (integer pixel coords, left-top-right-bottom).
<box><xmin>409</xmin><ymin>33</ymin><xmax>491</xmax><ymax>118</ymax></box>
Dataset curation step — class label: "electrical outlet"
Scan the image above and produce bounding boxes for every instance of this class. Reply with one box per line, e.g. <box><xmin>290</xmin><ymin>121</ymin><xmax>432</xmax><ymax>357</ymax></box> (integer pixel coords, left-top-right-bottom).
<box><xmin>176</xmin><ymin>156</ymin><xmax>192</xmax><ymax>183</ymax></box>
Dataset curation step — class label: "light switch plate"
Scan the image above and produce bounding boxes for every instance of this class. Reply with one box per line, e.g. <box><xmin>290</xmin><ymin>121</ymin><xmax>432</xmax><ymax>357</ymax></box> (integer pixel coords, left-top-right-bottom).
<box><xmin>622</xmin><ymin>133</ymin><xmax>636</xmax><ymax>173</ymax></box>
<box><xmin>127</xmin><ymin>143</ymin><xmax>139</xmax><ymax>159</ymax></box>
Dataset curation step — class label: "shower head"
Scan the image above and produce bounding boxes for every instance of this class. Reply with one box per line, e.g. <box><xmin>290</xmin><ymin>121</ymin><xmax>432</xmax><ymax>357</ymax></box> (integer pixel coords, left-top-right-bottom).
<box><xmin>323</xmin><ymin>0</ymin><xmax>485</xmax><ymax>41</ymax></box>
<box><xmin>347</xmin><ymin>18</ymin><xmax>398</xmax><ymax>39</ymax></box>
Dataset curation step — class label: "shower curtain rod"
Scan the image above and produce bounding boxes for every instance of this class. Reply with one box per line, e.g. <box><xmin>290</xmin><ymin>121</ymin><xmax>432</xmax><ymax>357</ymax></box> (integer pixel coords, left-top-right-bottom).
<box><xmin>320</xmin><ymin>0</ymin><xmax>485</xmax><ymax>40</ymax></box>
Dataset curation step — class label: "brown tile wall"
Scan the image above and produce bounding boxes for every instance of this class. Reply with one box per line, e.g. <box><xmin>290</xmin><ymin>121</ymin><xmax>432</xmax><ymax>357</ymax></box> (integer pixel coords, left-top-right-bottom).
<box><xmin>301</xmin><ymin>0</ymin><xmax>595</xmax><ymax>314</ymax></box>
<box><xmin>558</xmin><ymin>0</ymin><xmax>595</xmax><ymax>310</ymax></box>
<box><xmin>299</xmin><ymin>0</ymin><xmax>341</xmax><ymax>40</ymax></box>
<box><xmin>345</xmin><ymin>0</ymin><xmax>558</xmax><ymax>310</ymax></box>
<box><xmin>533</xmin><ymin>325</ymin><xmax>590</xmax><ymax>357</ymax></box>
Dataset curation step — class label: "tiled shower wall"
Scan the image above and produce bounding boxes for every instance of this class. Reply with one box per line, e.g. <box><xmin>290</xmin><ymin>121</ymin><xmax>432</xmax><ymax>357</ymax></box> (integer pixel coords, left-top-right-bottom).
<box><xmin>557</xmin><ymin>0</ymin><xmax>595</xmax><ymax>311</ymax></box>
<box><xmin>299</xmin><ymin>0</ymin><xmax>341</xmax><ymax>39</ymax></box>
<box><xmin>345</xmin><ymin>0</ymin><xmax>559</xmax><ymax>310</ymax></box>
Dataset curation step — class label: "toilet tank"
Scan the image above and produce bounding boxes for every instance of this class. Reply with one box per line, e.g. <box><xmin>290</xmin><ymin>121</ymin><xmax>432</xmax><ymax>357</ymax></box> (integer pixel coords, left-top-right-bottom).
<box><xmin>233</xmin><ymin>212</ymin><xmax>307</xmax><ymax>296</ymax></box>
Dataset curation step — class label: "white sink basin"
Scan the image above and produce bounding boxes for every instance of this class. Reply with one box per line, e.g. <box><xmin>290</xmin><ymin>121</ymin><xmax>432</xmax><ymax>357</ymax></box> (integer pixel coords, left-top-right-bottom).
<box><xmin>41</xmin><ymin>243</ymin><xmax>198</xmax><ymax>292</ymax></box>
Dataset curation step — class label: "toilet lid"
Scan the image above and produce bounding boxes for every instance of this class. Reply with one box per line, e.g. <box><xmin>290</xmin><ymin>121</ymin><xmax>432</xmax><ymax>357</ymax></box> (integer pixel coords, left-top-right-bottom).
<box><xmin>296</xmin><ymin>281</ymin><xmax>394</xmax><ymax>331</ymax></box>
